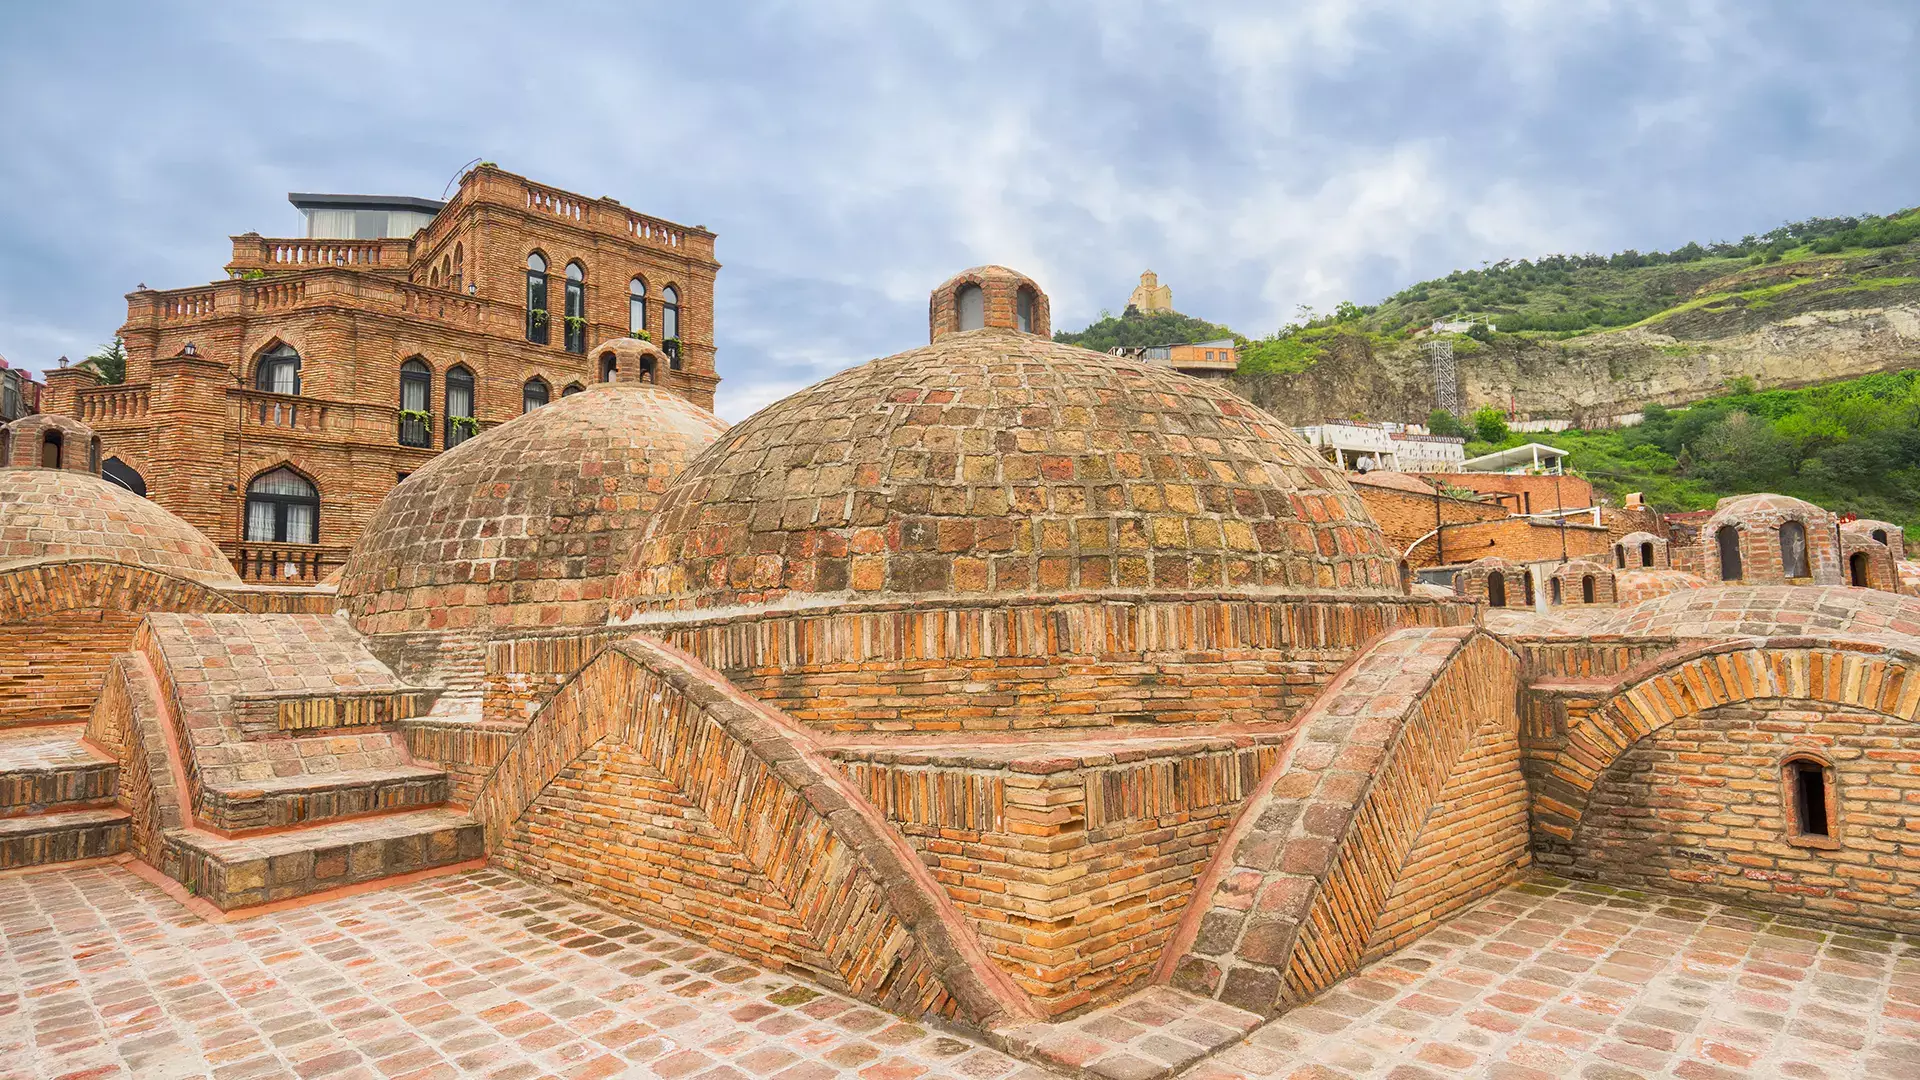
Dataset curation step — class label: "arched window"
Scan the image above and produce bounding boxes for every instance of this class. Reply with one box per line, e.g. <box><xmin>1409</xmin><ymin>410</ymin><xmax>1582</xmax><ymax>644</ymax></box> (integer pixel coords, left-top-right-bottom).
<box><xmin>441</xmin><ymin>255</ymin><xmax>451</xmax><ymax>286</ymax></box>
<box><xmin>526</xmin><ymin>252</ymin><xmax>550</xmax><ymax>344</ymax></box>
<box><xmin>1640</xmin><ymin>541</ymin><xmax>1655</xmax><ymax>567</ymax></box>
<box><xmin>1581</xmin><ymin>574</ymin><xmax>1596</xmax><ymax>604</ymax></box>
<box><xmin>1783</xmin><ymin>755</ymin><xmax>1834</xmax><ymax>842</ymax></box>
<box><xmin>88</xmin><ymin>437</ymin><xmax>100</xmax><ymax>473</ymax></box>
<box><xmin>41</xmin><ymin>430</ymin><xmax>62</xmax><ymax>469</ymax></box>
<box><xmin>255</xmin><ymin>344</ymin><xmax>301</xmax><ymax>395</ymax></box>
<box><xmin>640</xmin><ymin>355</ymin><xmax>656</xmax><ymax>384</ymax></box>
<box><xmin>1550</xmin><ymin>578</ymin><xmax>1562</xmax><ymax>605</ymax></box>
<box><xmin>1615</xmin><ymin>545</ymin><xmax>1626</xmax><ymax>570</ymax></box>
<box><xmin>955</xmin><ymin>283</ymin><xmax>985</xmax><ymax>331</ymax></box>
<box><xmin>445</xmin><ymin>366</ymin><xmax>475</xmax><ymax>448</ymax></box>
<box><xmin>1779</xmin><ymin>521</ymin><xmax>1810</xmax><ymax>579</ymax></box>
<box><xmin>563</xmin><ymin>262</ymin><xmax>587</xmax><ymax>354</ymax></box>
<box><xmin>629</xmin><ymin>277</ymin><xmax>647</xmax><ymax>336</ymax></box>
<box><xmin>599</xmin><ymin>351</ymin><xmax>618</xmax><ymax>383</ymax></box>
<box><xmin>523</xmin><ymin>377</ymin><xmax>550</xmax><ymax>414</ymax></box>
<box><xmin>430</xmin><ymin>267</ymin><xmax>440</xmax><ymax>287</ymax></box>
<box><xmin>398</xmin><ymin>358</ymin><xmax>432</xmax><ymax>447</ymax></box>
<box><xmin>1850</xmin><ymin>552</ymin><xmax>1871</xmax><ymax>587</ymax></box>
<box><xmin>1716</xmin><ymin>525</ymin><xmax>1743</xmax><ymax>581</ymax></box>
<box><xmin>1522</xmin><ymin>571</ymin><xmax>1535</xmax><ymax>607</ymax></box>
<box><xmin>102</xmin><ymin>457</ymin><xmax>145</xmax><ymax>496</ymax></box>
<box><xmin>1016</xmin><ymin>286</ymin><xmax>1036</xmax><ymax>333</ymax></box>
<box><xmin>661</xmin><ymin>284</ymin><xmax>680</xmax><ymax>343</ymax></box>
<box><xmin>562</xmin><ymin>382</ymin><xmax>584</xmax><ymax>397</ymax></box>
<box><xmin>245</xmin><ymin>468</ymin><xmax>318</xmax><ymax>544</ymax></box>
<box><xmin>452</xmin><ymin>243</ymin><xmax>464</xmax><ymax>292</ymax></box>
<box><xmin>1872</xmin><ymin>528</ymin><xmax>1889</xmax><ymax>545</ymax></box>
<box><xmin>1487</xmin><ymin>573</ymin><xmax>1507</xmax><ymax>608</ymax></box>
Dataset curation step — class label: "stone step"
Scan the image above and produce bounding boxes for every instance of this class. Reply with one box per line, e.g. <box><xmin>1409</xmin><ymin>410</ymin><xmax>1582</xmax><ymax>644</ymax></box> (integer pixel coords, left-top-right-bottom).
<box><xmin>0</xmin><ymin>808</ymin><xmax>130</xmax><ymax>870</ymax></box>
<box><xmin>164</xmin><ymin>808</ymin><xmax>482</xmax><ymax>910</ymax></box>
<box><xmin>0</xmin><ymin>724</ymin><xmax>119</xmax><ymax>815</ymax></box>
<box><xmin>197</xmin><ymin>765</ymin><xmax>451</xmax><ymax>832</ymax></box>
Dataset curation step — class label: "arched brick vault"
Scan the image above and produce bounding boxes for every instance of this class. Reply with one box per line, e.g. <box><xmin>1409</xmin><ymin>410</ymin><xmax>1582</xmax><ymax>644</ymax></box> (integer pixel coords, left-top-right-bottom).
<box><xmin>470</xmin><ymin>634</ymin><xmax>1038</xmax><ymax>1026</ymax></box>
<box><xmin>0</xmin><ymin>560</ymin><xmax>243</xmax><ymax>623</ymax></box>
<box><xmin>1533</xmin><ymin>637</ymin><xmax>1920</xmax><ymax>853</ymax></box>
<box><xmin>1160</xmin><ymin>626</ymin><xmax>1528</xmax><ymax>1016</ymax></box>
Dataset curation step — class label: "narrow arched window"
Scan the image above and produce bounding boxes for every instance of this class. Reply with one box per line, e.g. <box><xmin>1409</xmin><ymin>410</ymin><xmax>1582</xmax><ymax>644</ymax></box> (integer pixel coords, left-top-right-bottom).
<box><xmin>1016</xmin><ymin>286</ymin><xmax>1036</xmax><ymax>333</ymax></box>
<box><xmin>1784</xmin><ymin>756</ymin><xmax>1834</xmax><ymax>842</ymax></box>
<box><xmin>1581</xmin><ymin>574</ymin><xmax>1596</xmax><ymax>604</ymax></box>
<box><xmin>640</xmin><ymin>356</ymin><xmax>656</xmax><ymax>384</ymax></box>
<box><xmin>564</xmin><ymin>262</ymin><xmax>587</xmax><ymax>354</ymax></box>
<box><xmin>523</xmin><ymin>377</ymin><xmax>550</xmax><ymax>414</ymax></box>
<box><xmin>1522</xmin><ymin>571</ymin><xmax>1535</xmax><ymax>606</ymax></box>
<box><xmin>398</xmin><ymin>358</ymin><xmax>431</xmax><ymax>447</ymax></box>
<box><xmin>245</xmin><ymin>468</ymin><xmax>318</xmax><ymax>543</ymax></box>
<box><xmin>1779</xmin><ymin>521</ymin><xmax>1810</xmax><ymax>579</ymax></box>
<box><xmin>255</xmin><ymin>344</ymin><xmax>301</xmax><ymax>394</ymax></box>
<box><xmin>599</xmin><ymin>352</ymin><xmax>618</xmax><ymax>383</ymax></box>
<box><xmin>445</xmin><ymin>366</ymin><xmax>475</xmax><ymax>448</ymax></box>
<box><xmin>1850</xmin><ymin>552</ymin><xmax>1870</xmax><ymax>587</ymax></box>
<box><xmin>452</xmin><ymin>243</ymin><xmax>464</xmax><ymax>292</ymax></box>
<box><xmin>88</xmin><ymin>437</ymin><xmax>100</xmax><ymax>473</ymax></box>
<box><xmin>1487</xmin><ymin>573</ymin><xmax>1507</xmax><ymax>607</ymax></box>
<box><xmin>1716</xmin><ymin>525</ymin><xmax>1743</xmax><ymax>581</ymax></box>
<box><xmin>955</xmin><ymin>283</ymin><xmax>985</xmax><ymax>331</ymax></box>
<box><xmin>1640</xmin><ymin>541</ymin><xmax>1655</xmax><ymax>567</ymax></box>
<box><xmin>41</xmin><ymin>430</ymin><xmax>62</xmax><ymax>469</ymax></box>
<box><xmin>1550</xmin><ymin>578</ymin><xmax>1562</xmax><ymax>605</ymax></box>
<box><xmin>1872</xmin><ymin>528</ymin><xmax>1889</xmax><ymax>545</ymax></box>
<box><xmin>629</xmin><ymin>277</ymin><xmax>647</xmax><ymax>336</ymax></box>
<box><xmin>430</xmin><ymin>267</ymin><xmax>440</xmax><ymax>287</ymax></box>
<box><xmin>562</xmin><ymin>382</ymin><xmax>584</xmax><ymax>397</ymax></box>
<box><xmin>1615</xmin><ymin>545</ymin><xmax>1626</xmax><ymax>570</ymax></box>
<box><xmin>526</xmin><ymin>252</ymin><xmax>550</xmax><ymax>344</ymax></box>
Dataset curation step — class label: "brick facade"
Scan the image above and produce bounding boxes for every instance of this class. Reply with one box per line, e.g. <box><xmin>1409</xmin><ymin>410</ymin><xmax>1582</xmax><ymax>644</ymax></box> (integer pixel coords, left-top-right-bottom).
<box><xmin>42</xmin><ymin>165</ymin><xmax>720</xmax><ymax>585</ymax></box>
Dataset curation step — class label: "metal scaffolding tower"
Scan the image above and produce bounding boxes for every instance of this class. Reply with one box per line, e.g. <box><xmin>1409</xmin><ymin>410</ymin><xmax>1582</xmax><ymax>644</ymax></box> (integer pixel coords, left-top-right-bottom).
<box><xmin>1428</xmin><ymin>338</ymin><xmax>1459</xmax><ymax>415</ymax></box>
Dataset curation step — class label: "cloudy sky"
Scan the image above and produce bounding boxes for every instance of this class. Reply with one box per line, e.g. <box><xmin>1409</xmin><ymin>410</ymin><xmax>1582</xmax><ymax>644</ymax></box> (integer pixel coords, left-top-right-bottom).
<box><xmin>2</xmin><ymin>2</ymin><xmax>1915</xmax><ymax>419</ymax></box>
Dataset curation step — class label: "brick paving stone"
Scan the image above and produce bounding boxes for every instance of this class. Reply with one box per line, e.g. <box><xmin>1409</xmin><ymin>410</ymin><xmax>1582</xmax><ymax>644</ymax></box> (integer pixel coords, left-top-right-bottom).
<box><xmin>0</xmin><ymin>865</ymin><xmax>1058</xmax><ymax>1080</ymax></box>
<box><xmin>1179</xmin><ymin>876</ymin><xmax>1920</xmax><ymax>1080</ymax></box>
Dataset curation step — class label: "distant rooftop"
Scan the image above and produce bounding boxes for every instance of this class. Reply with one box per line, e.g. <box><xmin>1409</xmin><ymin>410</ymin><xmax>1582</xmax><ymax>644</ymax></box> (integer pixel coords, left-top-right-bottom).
<box><xmin>1459</xmin><ymin>442</ymin><xmax>1569</xmax><ymax>474</ymax></box>
<box><xmin>288</xmin><ymin>192</ymin><xmax>445</xmax><ymax>240</ymax></box>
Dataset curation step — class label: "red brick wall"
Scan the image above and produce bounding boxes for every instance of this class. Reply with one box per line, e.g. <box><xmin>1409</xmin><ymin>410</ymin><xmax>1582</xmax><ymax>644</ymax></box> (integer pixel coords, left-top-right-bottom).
<box><xmin>1426</xmin><ymin>472</ymin><xmax>1592</xmax><ymax>513</ymax></box>
<box><xmin>1418</xmin><ymin>516</ymin><xmax>1611</xmax><ymax>567</ymax></box>
<box><xmin>1566</xmin><ymin>700</ymin><xmax>1919</xmax><ymax>932</ymax></box>
<box><xmin>1351</xmin><ymin>483</ymin><xmax>1507</xmax><ymax>563</ymax></box>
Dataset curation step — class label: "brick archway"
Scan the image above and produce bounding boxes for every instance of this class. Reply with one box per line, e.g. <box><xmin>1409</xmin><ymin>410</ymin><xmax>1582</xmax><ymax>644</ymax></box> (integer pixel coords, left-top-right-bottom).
<box><xmin>1533</xmin><ymin>641</ymin><xmax>1920</xmax><ymax>850</ymax></box>
<box><xmin>470</xmin><ymin>634</ymin><xmax>1037</xmax><ymax>1026</ymax></box>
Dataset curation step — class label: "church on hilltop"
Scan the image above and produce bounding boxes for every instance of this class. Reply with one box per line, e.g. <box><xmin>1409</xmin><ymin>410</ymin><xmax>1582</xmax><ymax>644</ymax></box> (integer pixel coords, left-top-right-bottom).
<box><xmin>1127</xmin><ymin>268</ymin><xmax>1174</xmax><ymax>313</ymax></box>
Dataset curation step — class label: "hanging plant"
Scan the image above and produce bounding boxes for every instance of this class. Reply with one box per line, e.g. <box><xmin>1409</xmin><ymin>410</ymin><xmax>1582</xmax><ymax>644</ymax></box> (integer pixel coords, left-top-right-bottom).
<box><xmin>449</xmin><ymin>415</ymin><xmax>480</xmax><ymax>436</ymax></box>
<box><xmin>529</xmin><ymin>308</ymin><xmax>549</xmax><ymax>327</ymax></box>
<box><xmin>663</xmin><ymin>336</ymin><xmax>682</xmax><ymax>352</ymax></box>
<box><xmin>629</xmin><ymin>330</ymin><xmax>652</xmax><ymax>342</ymax></box>
<box><xmin>563</xmin><ymin>315</ymin><xmax>589</xmax><ymax>332</ymax></box>
<box><xmin>398</xmin><ymin>408</ymin><xmax>432</xmax><ymax>426</ymax></box>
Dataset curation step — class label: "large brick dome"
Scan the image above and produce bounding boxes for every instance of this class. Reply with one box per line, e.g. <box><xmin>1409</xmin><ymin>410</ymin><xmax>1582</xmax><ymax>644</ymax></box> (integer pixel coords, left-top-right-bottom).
<box><xmin>613</xmin><ymin>311</ymin><xmax>1398</xmax><ymax>618</ymax></box>
<box><xmin>339</xmin><ymin>380</ymin><xmax>727</xmax><ymax>634</ymax></box>
<box><xmin>0</xmin><ymin>467</ymin><xmax>239</xmax><ymax>585</ymax></box>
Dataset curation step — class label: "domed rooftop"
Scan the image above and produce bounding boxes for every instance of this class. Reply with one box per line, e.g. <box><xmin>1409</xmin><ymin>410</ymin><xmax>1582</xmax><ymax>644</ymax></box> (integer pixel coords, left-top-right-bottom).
<box><xmin>1704</xmin><ymin>492</ymin><xmax>1831</xmax><ymax>529</ymax></box>
<box><xmin>339</xmin><ymin>379</ymin><xmax>727</xmax><ymax>635</ymax></box>
<box><xmin>1603</xmin><ymin>584</ymin><xmax>1920</xmax><ymax>641</ymax></box>
<box><xmin>0</xmin><ymin>467</ymin><xmax>239</xmax><ymax>585</ymax></box>
<box><xmin>613</xmin><ymin>276</ymin><xmax>1398</xmax><ymax>618</ymax></box>
<box><xmin>2</xmin><ymin>413</ymin><xmax>100</xmax><ymax>474</ymax></box>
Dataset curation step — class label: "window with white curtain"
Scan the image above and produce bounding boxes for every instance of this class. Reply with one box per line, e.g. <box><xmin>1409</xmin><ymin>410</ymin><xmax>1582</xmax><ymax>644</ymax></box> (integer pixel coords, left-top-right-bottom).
<box><xmin>245</xmin><ymin>468</ymin><xmax>318</xmax><ymax>543</ymax></box>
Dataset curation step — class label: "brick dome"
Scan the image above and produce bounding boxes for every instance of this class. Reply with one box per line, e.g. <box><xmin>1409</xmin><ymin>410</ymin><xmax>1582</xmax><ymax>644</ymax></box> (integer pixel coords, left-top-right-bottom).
<box><xmin>930</xmin><ymin>266</ymin><xmax>1050</xmax><ymax>341</ymax></box>
<box><xmin>1</xmin><ymin>414</ymin><xmax>99</xmax><ymax>474</ymax></box>
<box><xmin>1603</xmin><ymin>584</ymin><xmax>1920</xmax><ymax>641</ymax></box>
<box><xmin>338</xmin><ymin>382</ymin><xmax>727</xmax><ymax>634</ymax></box>
<box><xmin>612</xmin><ymin>312</ymin><xmax>1399</xmax><ymax>618</ymax></box>
<box><xmin>0</xmin><ymin>467</ymin><xmax>239</xmax><ymax>585</ymax></box>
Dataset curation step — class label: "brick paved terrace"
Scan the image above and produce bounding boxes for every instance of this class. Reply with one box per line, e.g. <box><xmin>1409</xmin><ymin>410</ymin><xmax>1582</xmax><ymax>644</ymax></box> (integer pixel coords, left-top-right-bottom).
<box><xmin>1</xmin><ymin>866</ymin><xmax>1915</xmax><ymax>1080</ymax></box>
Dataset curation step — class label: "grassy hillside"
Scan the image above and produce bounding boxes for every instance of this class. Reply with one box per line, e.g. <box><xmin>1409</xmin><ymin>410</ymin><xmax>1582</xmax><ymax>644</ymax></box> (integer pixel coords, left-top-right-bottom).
<box><xmin>1053</xmin><ymin>308</ymin><xmax>1240</xmax><ymax>352</ymax></box>
<box><xmin>1473</xmin><ymin>370</ymin><xmax>1920</xmax><ymax>530</ymax></box>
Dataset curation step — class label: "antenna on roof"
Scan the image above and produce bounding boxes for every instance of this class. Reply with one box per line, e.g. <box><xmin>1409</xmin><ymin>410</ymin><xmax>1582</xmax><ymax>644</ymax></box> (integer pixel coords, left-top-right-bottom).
<box><xmin>442</xmin><ymin>158</ymin><xmax>484</xmax><ymax>200</ymax></box>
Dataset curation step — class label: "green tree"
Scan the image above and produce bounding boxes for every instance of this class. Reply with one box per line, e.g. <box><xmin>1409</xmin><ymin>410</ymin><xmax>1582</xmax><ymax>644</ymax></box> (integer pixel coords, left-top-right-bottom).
<box><xmin>1426</xmin><ymin>409</ymin><xmax>1466</xmax><ymax>438</ymax></box>
<box><xmin>80</xmin><ymin>337</ymin><xmax>128</xmax><ymax>385</ymax></box>
<box><xmin>1469</xmin><ymin>405</ymin><xmax>1510</xmax><ymax>444</ymax></box>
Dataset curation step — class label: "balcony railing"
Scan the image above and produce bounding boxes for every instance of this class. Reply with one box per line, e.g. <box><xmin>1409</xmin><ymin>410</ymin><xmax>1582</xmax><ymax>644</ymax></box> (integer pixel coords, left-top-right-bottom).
<box><xmin>235</xmin><ymin>542</ymin><xmax>345</xmax><ymax>585</ymax></box>
<box><xmin>75</xmin><ymin>384</ymin><xmax>151</xmax><ymax>423</ymax></box>
<box><xmin>398</xmin><ymin>414</ymin><xmax>432</xmax><ymax>448</ymax></box>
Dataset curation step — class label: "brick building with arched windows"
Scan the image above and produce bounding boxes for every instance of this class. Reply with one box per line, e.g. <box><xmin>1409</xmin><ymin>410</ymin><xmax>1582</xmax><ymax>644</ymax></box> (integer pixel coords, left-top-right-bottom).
<box><xmin>37</xmin><ymin>165</ymin><xmax>719</xmax><ymax>585</ymax></box>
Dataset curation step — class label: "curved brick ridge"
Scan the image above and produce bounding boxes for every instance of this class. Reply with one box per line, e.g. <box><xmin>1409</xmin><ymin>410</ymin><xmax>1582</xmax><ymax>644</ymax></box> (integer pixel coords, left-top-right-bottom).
<box><xmin>1533</xmin><ymin>638</ymin><xmax>1920</xmax><ymax>854</ymax></box>
<box><xmin>0</xmin><ymin>561</ymin><xmax>244</xmax><ymax>623</ymax></box>
<box><xmin>471</xmin><ymin>634</ymin><xmax>1040</xmax><ymax>1026</ymax></box>
<box><xmin>0</xmin><ymin>468</ymin><xmax>240</xmax><ymax>585</ymax></box>
<box><xmin>86</xmin><ymin>652</ymin><xmax>188</xmax><ymax>871</ymax></box>
<box><xmin>338</xmin><ymin>382</ymin><xmax>726</xmax><ymax>636</ymax></box>
<box><xmin>1161</xmin><ymin>626</ymin><xmax>1525</xmax><ymax>1015</ymax></box>
<box><xmin>612</xmin><ymin>329</ymin><xmax>1401</xmax><ymax>618</ymax></box>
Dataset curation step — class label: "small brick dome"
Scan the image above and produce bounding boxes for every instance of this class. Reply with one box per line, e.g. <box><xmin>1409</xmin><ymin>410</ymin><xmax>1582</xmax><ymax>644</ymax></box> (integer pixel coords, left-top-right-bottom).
<box><xmin>1</xmin><ymin>414</ymin><xmax>99</xmax><ymax>474</ymax></box>
<box><xmin>0</xmin><ymin>466</ymin><xmax>239</xmax><ymax>584</ymax></box>
<box><xmin>338</xmin><ymin>382</ymin><xmax>727</xmax><ymax>635</ymax></box>
<box><xmin>591</xmin><ymin>337</ymin><xmax>676</xmax><ymax>384</ymax></box>
<box><xmin>1604</xmin><ymin>584</ymin><xmax>1920</xmax><ymax>640</ymax></box>
<box><xmin>612</xmin><ymin>305</ymin><xmax>1399</xmax><ymax>618</ymax></box>
<box><xmin>929</xmin><ymin>266</ymin><xmax>1050</xmax><ymax>341</ymax></box>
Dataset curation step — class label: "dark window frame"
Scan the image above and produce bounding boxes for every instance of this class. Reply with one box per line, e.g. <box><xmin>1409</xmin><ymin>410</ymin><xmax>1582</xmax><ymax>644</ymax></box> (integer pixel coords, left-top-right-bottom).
<box><xmin>244</xmin><ymin>468</ymin><xmax>319</xmax><ymax>544</ymax></box>
<box><xmin>445</xmin><ymin>366</ymin><xmax>476</xmax><ymax>448</ymax></box>
<box><xmin>526</xmin><ymin>252</ymin><xmax>550</xmax><ymax>344</ymax></box>
<box><xmin>564</xmin><ymin>262</ymin><xmax>588</xmax><ymax>354</ymax></box>
<box><xmin>523</xmin><ymin>377</ymin><xmax>551</xmax><ymax>413</ymax></box>
<box><xmin>1782</xmin><ymin>754</ymin><xmax>1839</xmax><ymax>849</ymax></box>
<box><xmin>255</xmin><ymin>344</ymin><xmax>302</xmax><ymax>395</ymax></box>
<box><xmin>399</xmin><ymin>358</ymin><xmax>432</xmax><ymax>447</ymax></box>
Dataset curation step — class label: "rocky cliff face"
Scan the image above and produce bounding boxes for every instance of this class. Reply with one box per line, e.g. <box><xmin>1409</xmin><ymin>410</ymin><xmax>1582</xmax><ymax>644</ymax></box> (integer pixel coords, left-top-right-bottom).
<box><xmin>1236</xmin><ymin>251</ymin><xmax>1920</xmax><ymax>426</ymax></box>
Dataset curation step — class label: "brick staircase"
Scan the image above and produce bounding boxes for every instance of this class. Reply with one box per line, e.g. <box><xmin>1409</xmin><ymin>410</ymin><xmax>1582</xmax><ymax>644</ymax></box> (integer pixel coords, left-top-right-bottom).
<box><xmin>0</xmin><ymin>723</ymin><xmax>130</xmax><ymax>870</ymax></box>
<box><xmin>87</xmin><ymin>613</ymin><xmax>484</xmax><ymax>910</ymax></box>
